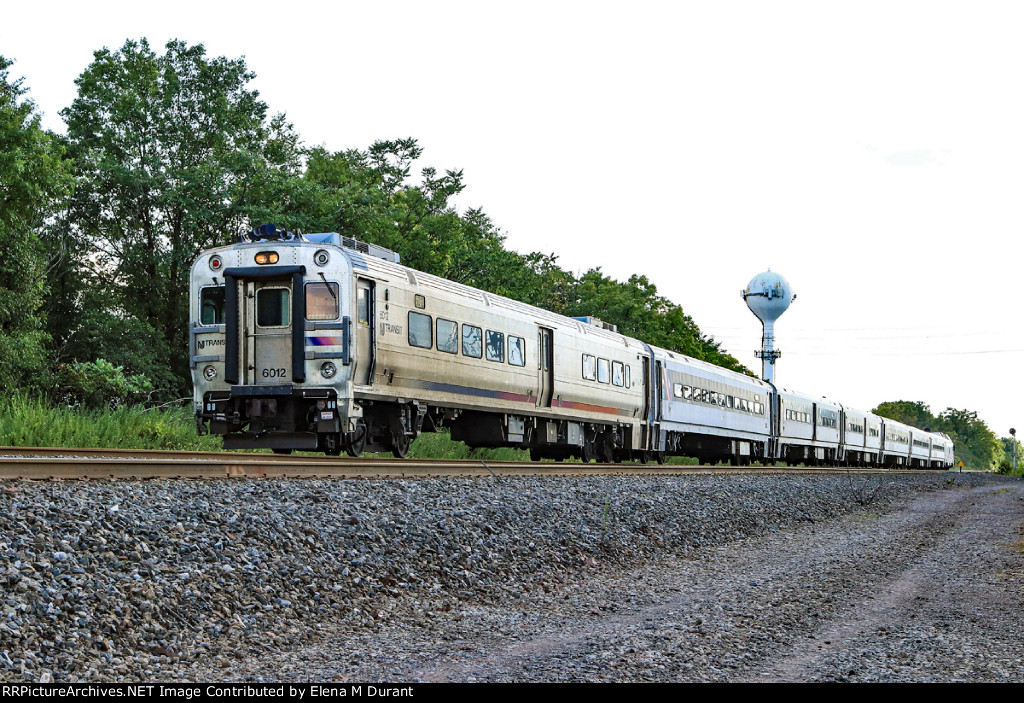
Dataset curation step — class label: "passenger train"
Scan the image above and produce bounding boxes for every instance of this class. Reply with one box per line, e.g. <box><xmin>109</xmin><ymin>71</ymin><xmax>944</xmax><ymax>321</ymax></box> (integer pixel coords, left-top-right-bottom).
<box><xmin>189</xmin><ymin>225</ymin><xmax>955</xmax><ymax>469</ymax></box>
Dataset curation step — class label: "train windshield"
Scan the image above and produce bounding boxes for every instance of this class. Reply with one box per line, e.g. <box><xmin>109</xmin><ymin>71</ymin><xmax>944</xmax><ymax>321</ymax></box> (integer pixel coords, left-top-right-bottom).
<box><xmin>200</xmin><ymin>286</ymin><xmax>225</xmax><ymax>325</ymax></box>
<box><xmin>306</xmin><ymin>282</ymin><xmax>339</xmax><ymax>321</ymax></box>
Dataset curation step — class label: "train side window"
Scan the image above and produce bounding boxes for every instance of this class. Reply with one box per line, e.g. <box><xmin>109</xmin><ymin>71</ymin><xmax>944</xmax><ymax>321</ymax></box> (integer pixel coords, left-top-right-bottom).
<box><xmin>463</xmin><ymin>325</ymin><xmax>482</xmax><ymax>358</ymax></box>
<box><xmin>613</xmin><ymin>361</ymin><xmax>624</xmax><ymax>387</ymax></box>
<box><xmin>682</xmin><ymin>385</ymin><xmax>692</xmax><ymax>400</ymax></box>
<box><xmin>200</xmin><ymin>286</ymin><xmax>225</xmax><ymax>325</ymax></box>
<box><xmin>727</xmin><ymin>395</ymin><xmax>734</xmax><ymax>409</ymax></box>
<box><xmin>508</xmin><ymin>336</ymin><xmax>525</xmax><ymax>366</ymax></box>
<box><xmin>582</xmin><ymin>354</ymin><xmax>596</xmax><ymax>380</ymax></box>
<box><xmin>357</xmin><ymin>287</ymin><xmax>370</xmax><ymax>325</ymax></box>
<box><xmin>625</xmin><ymin>365</ymin><xmax>631</xmax><ymax>388</ymax></box>
<box><xmin>408</xmin><ymin>311</ymin><xmax>433</xmax><ymax>349</ymax></box>
<box><xmin>256</xmin><ymin>288</ymin><xmax>289</xmax><ymax>327</ymax></box>
<box><xmin>597</xmin><ymin>358</ymin><xmax>610</xmax><ymax>384</ymax></box>
<box><xmin>486</xmin><ymin>330</ymin><xmax>504</xmax><ymax>362</ymax></box>
<box><xmin>305</xmin><ymin>282</ymin><xmax>339</xmax><ymax>321</ymax></box>
<box><xmin>437</xmin><ymin>318</ymin><xmax>458</xmax><ymax>354</ymax></box>
<box><xmin>673</xmin><ymin>383</ymin><xmax>683</xmax><ymax>398</ymax></box>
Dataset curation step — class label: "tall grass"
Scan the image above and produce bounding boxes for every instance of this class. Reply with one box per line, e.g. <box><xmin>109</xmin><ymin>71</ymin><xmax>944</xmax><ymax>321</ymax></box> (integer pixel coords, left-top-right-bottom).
<box><xmin>0</xmin><ymin>395</ymin><xmax>220</xmax><ymax>451</ymax></box>
<box><xmin>0</xmin><ymin>394</ymin><xmax>703</xmax><ymax>463</ymax></box>
<box><xmin>0</xmin><ymin>394</ymin><xmax>536</xmax><ymax>456</ymax></box>
<box><xmin>401</xmin><ymin>431</ymin><xmax>529</xmax><ymax>461</ymax></box>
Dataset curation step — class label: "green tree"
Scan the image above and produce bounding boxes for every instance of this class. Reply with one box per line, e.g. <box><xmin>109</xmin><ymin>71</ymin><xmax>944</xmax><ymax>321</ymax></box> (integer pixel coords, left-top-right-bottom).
<box><xmin>0</xmin><ymin>55</ymin><xmax>73</xmax><ymax>393</ymax></box>
<box><xmin>255</xmin><ymin>140</ymin><xmax>579</xmax><ymax>310</ymax></box>
<box><xmin>873</xmin><ymin>400</ymin><xmax>937</xmax><ymax>430</ymax></box>
<box><xmin>873</xmin><ymin>401</ymin><xmax>1001</xmax><ymax>470</ymax></box>
<box><xmin>55</xmin><ymin>38</ymin><xmax>302</xmax><ymax>395</ymax></box>
<box><xmin>566</xmin><ymin>269</ymin><xmax>748</xmax><ymax>373</ymax></box>
<box><xmin>938</xmin><ymin>407</ymin><xmax>1001</xmax><ymax>470</ymax></box>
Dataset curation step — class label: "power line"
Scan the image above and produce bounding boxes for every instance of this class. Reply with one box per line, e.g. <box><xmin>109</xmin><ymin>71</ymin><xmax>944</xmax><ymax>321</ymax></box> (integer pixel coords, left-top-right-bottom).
<box><xmin>771</xmin><ymin>348</ymin><xmax>1024</xmax><ymax>357</ymax></box>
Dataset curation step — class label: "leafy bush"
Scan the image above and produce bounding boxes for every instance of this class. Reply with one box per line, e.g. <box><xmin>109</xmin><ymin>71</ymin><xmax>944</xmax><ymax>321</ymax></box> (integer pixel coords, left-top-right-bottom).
<box><xmin>54</xmin><ymin>359</ymin><xmax>154</xmax><ymax>409</ymax></box>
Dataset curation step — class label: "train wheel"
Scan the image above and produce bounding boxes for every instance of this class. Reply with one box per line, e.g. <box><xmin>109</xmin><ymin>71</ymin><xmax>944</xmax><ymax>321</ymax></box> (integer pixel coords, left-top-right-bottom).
<box><xmin>580</xmin><ymin>441</ymin><xmax>596</xmax><ymax>463</ymax></box>
<box><xmin>656</xmin><ymin>452</ymin><xmax>666</xmax><ymax>465</ymax></box>
<box><xmin>529</xmin><ymin>447</ymin><xmax>542</xmax><ymax>462</ymax></box>
<box><xmin>272</xmin><ymin>448</ymin><xmax>293</xmax><ymax>455</ymax></box>
<box><xmin>598</xmin><ymin>434</ymin><xmax>615</xmax><ymax>464</ymax></box>
<box><xmin>391</xmin><ymin>432</ymin><xmax>411</xmax><ymax>458</ymax></box>
<box><xmin>348</xmin><ymin>425</ymin><xmax>368</xmax><ymax>458</ymax></box>
<box><xmin>346</xmin><ymin>426</ymin><xmax>366</xmax><ymax>458</ymax></box>
<box><xmin>636</xmin><ymin>451</ymin><xmax>649</xmax><ymax>465</ymax></box>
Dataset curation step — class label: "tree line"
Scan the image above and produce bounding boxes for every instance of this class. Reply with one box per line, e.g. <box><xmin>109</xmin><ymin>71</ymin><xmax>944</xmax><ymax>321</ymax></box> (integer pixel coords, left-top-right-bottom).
<box><xmin>2</xmin><ymin>38</ymin><xmax>744</xmax><ymax>404</ymax></box>
<box><xmin>1</xmin><ymin>38</ymin><xmax>1010</xmax><ymax>470</ymax></box>
<box><xmin>872</xmin><ymin>401</ymin><xmax>1014</xmax><ymax>472</ymax></box>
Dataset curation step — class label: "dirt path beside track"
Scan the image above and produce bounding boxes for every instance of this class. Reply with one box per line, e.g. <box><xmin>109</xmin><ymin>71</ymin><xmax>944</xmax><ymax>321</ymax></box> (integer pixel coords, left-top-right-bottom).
<box><xmin>202</xmin><ymin>478</ymin><xmax>1024</xmax><ymax>682</ymax></box>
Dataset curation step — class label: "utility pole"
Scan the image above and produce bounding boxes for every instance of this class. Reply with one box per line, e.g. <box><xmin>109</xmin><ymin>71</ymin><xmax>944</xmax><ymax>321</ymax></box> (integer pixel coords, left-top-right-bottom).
<box><xmin>1011</xmin><ymin>428</ymin><xmax>1017</xmax><ymax>471</ymax></box>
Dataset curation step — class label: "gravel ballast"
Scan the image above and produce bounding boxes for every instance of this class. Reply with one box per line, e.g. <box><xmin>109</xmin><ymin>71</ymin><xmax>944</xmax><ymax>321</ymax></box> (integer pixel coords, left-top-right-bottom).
<box><xmin>1</xmin><ymin>471</ymin><xmax>1020</xmax><ymax>682</ymax></box>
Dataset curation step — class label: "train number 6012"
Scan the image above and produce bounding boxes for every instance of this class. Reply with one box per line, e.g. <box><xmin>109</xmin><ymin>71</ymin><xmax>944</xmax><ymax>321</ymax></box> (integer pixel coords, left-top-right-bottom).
<box><xmin>261</xmin><ymin>367</ymin><xmax>287</xmax><ymax>379</ymax></box>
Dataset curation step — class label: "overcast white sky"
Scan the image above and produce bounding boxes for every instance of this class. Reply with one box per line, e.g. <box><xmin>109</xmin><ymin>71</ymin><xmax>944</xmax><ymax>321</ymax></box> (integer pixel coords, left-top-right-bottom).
<box><xmin>4</xmin><ymin>1</ymin><xmax>1022</xmax><ymax>439</ymax></box>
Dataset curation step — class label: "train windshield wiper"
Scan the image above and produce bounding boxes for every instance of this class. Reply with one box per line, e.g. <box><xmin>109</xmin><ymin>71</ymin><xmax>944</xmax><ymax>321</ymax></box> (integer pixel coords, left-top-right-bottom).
<box><xmin>319</xmin><ymin>272</ymin><xmax>337</xmax><ymax>299</ymax></box>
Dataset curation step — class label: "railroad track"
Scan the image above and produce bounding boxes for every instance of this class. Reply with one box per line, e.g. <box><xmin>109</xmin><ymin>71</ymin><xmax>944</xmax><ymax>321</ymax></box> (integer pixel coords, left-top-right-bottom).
<box><xmin>0</xmin><ymin>446</ymin><xmax>916</xmax><ymax>481</ymax></box>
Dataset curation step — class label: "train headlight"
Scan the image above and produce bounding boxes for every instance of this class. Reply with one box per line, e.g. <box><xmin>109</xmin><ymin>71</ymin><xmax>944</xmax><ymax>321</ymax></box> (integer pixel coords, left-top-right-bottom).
<box><xmin>314</xmin><ymin>249</ymin><xmax>330</xmax><ymax>267</ymax></box>
<box><xmin>320</xmin><ymin>361</ymin><xmax>337</xmax><ymax>379</ymax></box>
<box><xmin>209</xmin><ymin>255</ymin><xmax>223</xmax><ymax>272</ymax></box>
<box><xmin>255</xmin><ymin>251</ymin><xmax>279</xmax><ymax>265</ymax></box>
<box><xmin>203</xmin><ymin>365</ymin><xmax>218</xmax><ymax>381</ymax></box>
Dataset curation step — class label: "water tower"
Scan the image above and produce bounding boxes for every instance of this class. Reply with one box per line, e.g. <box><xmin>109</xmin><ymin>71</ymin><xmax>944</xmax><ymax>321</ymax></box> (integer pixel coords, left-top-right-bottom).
<box><xmin>741</xmin><ymin>271</ymin><xmax>795</xmax><ymax>385</ymax></box>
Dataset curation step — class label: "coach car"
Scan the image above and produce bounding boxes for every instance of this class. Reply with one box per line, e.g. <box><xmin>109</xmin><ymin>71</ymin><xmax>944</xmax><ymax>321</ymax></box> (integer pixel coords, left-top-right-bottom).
<box><xmin>190</xmin><ymin>225</ymin><xmax>954</xmax><ymax>469</ymax></box>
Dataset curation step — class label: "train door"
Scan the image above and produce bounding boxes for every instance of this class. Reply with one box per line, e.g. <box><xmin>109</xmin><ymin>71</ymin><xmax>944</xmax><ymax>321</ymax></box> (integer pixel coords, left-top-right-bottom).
<box><xmin>640</xmin><ymin>355</ymin><xmax>651</xmax><ymax>450</ymax></box>
<box><xmin>354</xmin><ymin>279</ymin><xmax>375</xmax><ymax>386</ymax></box>
<box><xmin>653</xmin><ymin>359</ymin><xmax>665</xmax><ymax>452</ymax></box>
<box><xmin>537</xmin><ymin>327</ymin><xmax>554</xmax><ymax>408</ymax></box>
<box><xmin>243</xmin><ymin>279</ymin><xmax>293</xmax><ymax>386</ymax></box>
<box><xmin>838</xmin><ymin>407</ymin><xmax>846</xmax><ymax>464</ymax></box>
<box><xmin>768</xmin><ymin>388</ymin><xmax>779</xmax><ymax>460</ymax></box>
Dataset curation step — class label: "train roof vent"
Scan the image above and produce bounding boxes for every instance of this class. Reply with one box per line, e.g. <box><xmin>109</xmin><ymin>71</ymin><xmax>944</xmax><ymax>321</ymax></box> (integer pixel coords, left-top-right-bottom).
<box><xmin>573</xmin><ymin>316</ymin><xmax>618</xmax><ymax>333</ymax></box>
<box><xmin>305</xmin><ymin>231</ymin><xmax>401</xmax><ymax>264</ymax></box>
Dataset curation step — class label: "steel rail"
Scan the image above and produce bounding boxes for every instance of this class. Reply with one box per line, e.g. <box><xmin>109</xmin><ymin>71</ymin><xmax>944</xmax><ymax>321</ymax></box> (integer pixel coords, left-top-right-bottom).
<box><xmin>0</xmin><ymin>446</ymin><xmax>910</xmax><ymax>481</ymax></box>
